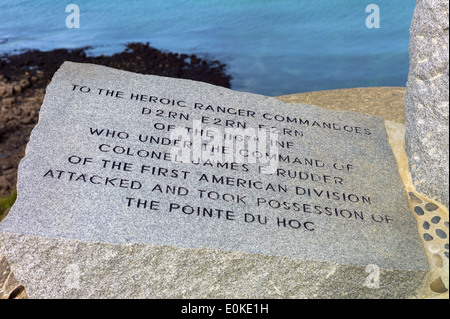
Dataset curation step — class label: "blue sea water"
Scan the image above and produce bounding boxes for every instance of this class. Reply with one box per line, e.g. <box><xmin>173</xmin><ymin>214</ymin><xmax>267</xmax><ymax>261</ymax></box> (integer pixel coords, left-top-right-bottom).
<box><xmin>0</xmin><ymin>0</ymin><xmax>416</xmax><ymax>96</ymax></box>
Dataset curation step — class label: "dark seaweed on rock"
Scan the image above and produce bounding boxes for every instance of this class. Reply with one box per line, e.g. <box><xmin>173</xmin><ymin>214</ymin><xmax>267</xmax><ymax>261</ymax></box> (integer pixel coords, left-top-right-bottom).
<box><xmin>0</xmin><ymin>42</ymin><xmax>231</xmax><ymax>88</ymax></box>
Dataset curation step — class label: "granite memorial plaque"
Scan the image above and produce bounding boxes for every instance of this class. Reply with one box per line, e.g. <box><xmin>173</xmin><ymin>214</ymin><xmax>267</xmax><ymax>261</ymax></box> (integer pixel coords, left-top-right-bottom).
<box><xmin>0</xmin><ymin>62</ymin><xmax>428</xmax><ymax>298</ymax></box>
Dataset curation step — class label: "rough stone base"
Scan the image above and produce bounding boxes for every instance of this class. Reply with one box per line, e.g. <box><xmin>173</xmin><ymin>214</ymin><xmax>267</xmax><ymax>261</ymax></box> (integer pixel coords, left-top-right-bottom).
<box><xmin>0</xmin><ymin>247</ymin><xmax>27</xmax><ymax>299</ymax></box>
<box><xmin>0</xmin><ymin>232</ymin><xmax>427</xmax><ymax>299</ymax></box>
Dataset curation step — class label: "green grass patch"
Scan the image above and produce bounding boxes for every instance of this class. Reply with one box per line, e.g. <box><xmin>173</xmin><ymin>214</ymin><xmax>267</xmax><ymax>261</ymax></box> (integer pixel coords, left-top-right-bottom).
<box><xmin>0</xmin><ymin>190</ymin><xmax>17</xmax><ymax>221</ymax></box>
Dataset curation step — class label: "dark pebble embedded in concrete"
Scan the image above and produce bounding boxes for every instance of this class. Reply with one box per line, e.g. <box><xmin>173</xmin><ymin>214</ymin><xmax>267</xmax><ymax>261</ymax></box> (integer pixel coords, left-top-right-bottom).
<box><xmin>445</xmin><ymin>252</ymin><xmax>449</xmax><ymax>259</ymax></box>
<box><xmin>423</xmin><ymin>233</ymin><xmax>434</xmax><ymax>241</ymax></box>
<box><xmin>425</xmin><ymin>203</ymin><xmax>439</xmax><ymax>211</ymax></box>
<box><xmin>435</xmin><ymin>229</ymin><xmax>447</xmax><ymax>239</ymax></box>
<box><xmin>423</xmin><ymin>221</ymin><xmax>431</xmax><ymax>230</ymax></box>
<box><xmin>409</xmin><ymin>192</ymin><xmax>422</xmax><ymax>203</ymax></box>
<box><xmin>444</xmin><ymin>243</ymin><xmax>449</xmax><ymax>250</ymax></box>
<box><xmin>414</xmin><ymin>206</ymin><xmax>425</xmax><ymax>216</ymax></box>
<box><xmin>430</xmin><ymin>276</ymin><xmax>448</xmax><ymax>293</ymax></box>
<box><xmin>431</xmin><ymin>216</ymin><xmax>441</xmax><ymax>224</ymax></box>
<box><xmin>445</xmin><ymin>221</ymin><xmax>449</xmax><ymax>229</ymax></box>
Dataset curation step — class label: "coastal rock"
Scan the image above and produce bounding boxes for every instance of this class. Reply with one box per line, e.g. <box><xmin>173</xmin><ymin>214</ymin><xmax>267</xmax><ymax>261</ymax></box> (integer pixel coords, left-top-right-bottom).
<box><xmin>12</xmin><ymin>85</ymin><xmax>22</xmax><ymax>95</ymax></box>
<box><xmin>405</xmin><ymin>0</ymin><xmax>450</xmax><ymax>208</ymax></box>
<box><xmin>19</xmin><ymin>79</ymin><xmax>30</xmax><ymax>89</ymax></box>
<box><xmin>4</xmin><ymin>85</ymin><xmax>13</xmax><ymax>97</ymax></box>
<box><xmin>1</xmin><ymin>97</ymin><xmax>15</xmax><ymax>107</ymax></box>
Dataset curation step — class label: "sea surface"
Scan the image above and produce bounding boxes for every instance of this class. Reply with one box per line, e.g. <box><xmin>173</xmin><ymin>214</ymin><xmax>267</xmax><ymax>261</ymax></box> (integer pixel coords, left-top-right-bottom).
<box><xmin>0</xmin><ymin>0</ymin><xmax>416</xmax><ymax>96</ymax></box>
